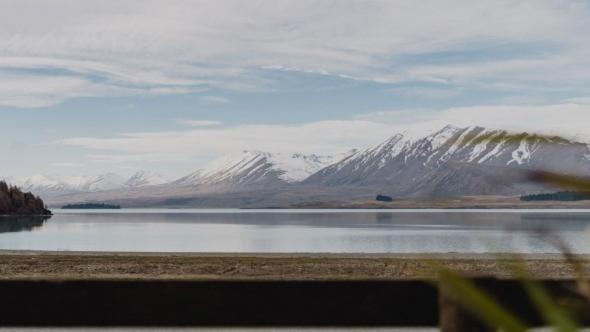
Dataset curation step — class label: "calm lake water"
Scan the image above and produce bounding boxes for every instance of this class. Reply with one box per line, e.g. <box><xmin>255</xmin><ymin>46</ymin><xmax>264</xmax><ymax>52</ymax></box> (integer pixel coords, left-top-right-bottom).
<box><xmin>1</xmin><ymin>209</ymin><xmax>590</xmax><ymax>253</ymax></box>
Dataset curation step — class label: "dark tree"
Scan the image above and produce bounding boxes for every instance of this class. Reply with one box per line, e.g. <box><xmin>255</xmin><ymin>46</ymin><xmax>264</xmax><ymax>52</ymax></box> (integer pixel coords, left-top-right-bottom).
<box><xmin>376</xmin><ymin>194</ymin><xmax>394</xmax><ymax>202</ymax></box>
<box><xmin>0</xmin><ymin>181</ymin><xmax>52</xmax><ymax>215</ymax></box>
<box><xmin>520</xmin><ymin>191</ymin><xmax>590</xmax><ymax>202</ymax></box>
<box><xmin>62</xmin><ymin>203</ymin><xmax>121</xmax><ymax>209</ymax></box>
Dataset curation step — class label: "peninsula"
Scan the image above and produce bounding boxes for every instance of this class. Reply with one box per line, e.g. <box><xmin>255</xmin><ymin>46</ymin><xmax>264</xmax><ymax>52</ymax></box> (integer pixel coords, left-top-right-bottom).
<box><xmin>0</xmin><ymin>181</ymin><xmax>52</xmax><ymax>216</ymax></box>
<box><xmin>61</xmin><ymin>203</ymin><xmax>121</xmax><ymax>209</ymax></box>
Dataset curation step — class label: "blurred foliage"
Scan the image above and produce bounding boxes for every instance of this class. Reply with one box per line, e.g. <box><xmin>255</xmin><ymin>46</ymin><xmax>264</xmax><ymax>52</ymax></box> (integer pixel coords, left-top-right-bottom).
<box><xmin>438</xmin><ymin>161</ymin><xmax>590</xmax><ymax>330</ymax></box>
<box><xmin>528</xmin><ymin>171</ymin><xmax>590</xmax><ymax>193</ymax></box>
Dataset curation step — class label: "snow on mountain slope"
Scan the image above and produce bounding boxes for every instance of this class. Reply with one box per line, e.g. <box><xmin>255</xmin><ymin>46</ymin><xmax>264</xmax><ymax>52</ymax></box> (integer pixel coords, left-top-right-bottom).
<box><xmin>13</xmin><ymin>174</ymin><xmax>88</xmax><ymax>194</ymax></box>
<box><xmin>125</xmin><ymin>170</ymin><xmax>169</xmax><ymax>187</ymax></box>
<box><xmin>78</xmin><ymin>173</ymin><xmax>126</xmax><ymax>192</ymax></box>
<box><xmin>271</xmin><ymin>152</ymin><xmax>343</xmax><ymax>182</ymax></box>
<box><xmin>11</xmin><ymin>170</ymin><xmax>168</xmax><ymax>196</ymax></box>
<box><xmin>304</xmin><ymin>125</ymin><xmax>590</xmax><ymax>196</ymax></box>
<box><xmin>9</xmin><ymin>125</ymin><xmax>590</xmax><ymax>202</ymax></box>
<box><xmin>174</xmin><ymin>150</ymin><xmax>344</xmax><ymax>187</ymax></box>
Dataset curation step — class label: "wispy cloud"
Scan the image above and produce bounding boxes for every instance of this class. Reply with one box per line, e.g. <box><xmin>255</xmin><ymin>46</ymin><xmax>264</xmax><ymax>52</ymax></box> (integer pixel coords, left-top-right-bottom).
<box><xmin>2</xmin><ymin>1</ymin><xmax>589</xmax><ymax>107</ymax></box>
<box><xmin>49</xmin><ymin>162</ymin><xmax>84</xmax><ymax>168</ymax></box>
<box><xmin>0</xmin><ymin>74</ymin><xmax>104</xmax><ymax>108</ymax></box>
<box><xmin>176</xmin><ymin>119</ymin><xmax>223</xmax><ymax>127</ymax></box>
<box><xmin>57</xmin><ymin>120</ymin><xmax>398</xmax><ymax>165</ymax></box>
<box><xmin>88</xmin><ymin>153</ymin><xmax>183</xmax><ymax>164</ymax></box>
<box><xmin>357</xmin><ymin>103</ymin><xmax>590</xmax><ymax>142</ymax></box>
<box><xmin>387</xmin><ymin>86</ymin><xmax>461</xmax><ymax>99</ymax></box>
<box><xmin>56</xmin><ymin>102</ymin><xmax>590</xmax><ymax>168</ymax></box>
<box><xmin>0</xmin><ymin>71</ymin><xmax>205</xmax><ymax>108</ymax></box>
<box><xmin>565</xmin><ymin>96</ymin><xmax>590</xmax><ymax>105</ymax></box>
<box><xmin>199</xmin><ymin>95</ymin><xmax>231</xmax><ymax>104</ymax></box>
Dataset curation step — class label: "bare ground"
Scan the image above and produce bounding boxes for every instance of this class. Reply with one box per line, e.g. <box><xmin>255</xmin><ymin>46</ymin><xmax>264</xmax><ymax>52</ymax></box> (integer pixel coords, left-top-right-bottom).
<box><xmin>1</xmin><ymin>251</ymin><xmax>589</xmax><ymax>281</ymax></box>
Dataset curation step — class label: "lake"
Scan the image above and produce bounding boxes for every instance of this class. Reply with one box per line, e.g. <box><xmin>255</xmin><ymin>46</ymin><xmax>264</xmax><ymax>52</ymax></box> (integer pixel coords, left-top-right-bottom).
<box><xmin>1</xmin><ymin>209</ymin><xmax>590</xmax><ymax>253</ymax></box>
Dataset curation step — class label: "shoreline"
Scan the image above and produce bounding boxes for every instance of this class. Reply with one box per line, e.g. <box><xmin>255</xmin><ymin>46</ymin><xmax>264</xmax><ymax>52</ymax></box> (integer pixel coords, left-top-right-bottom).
<box><xmin>44</xmin><ymin>195</ymin><xmax>590</xmax><ymax>210</ymax></box>
<box><xmin>1</xmin><ymin>250</ymin><xmax>588</xmax><ymax>281</ymax></box>
<box><xmin>0</xmin><ymin>249</ymin><xmax>579</xmax><ymax>258</ymax></box>
<box><xmin>289</xmin><ymin>197</ymin><xmax>590</xmax><ymax>209</ymax></box>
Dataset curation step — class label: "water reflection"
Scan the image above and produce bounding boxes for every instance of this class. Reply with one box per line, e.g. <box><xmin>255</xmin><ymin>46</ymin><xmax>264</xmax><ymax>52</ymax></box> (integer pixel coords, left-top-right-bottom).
<box><xmin>0</xmin><ymin>210</ymin><xmax>589</xmax><ymax>253</ymax></box>
<box><xmin>0</xmin><ymin>216</ymin><xmax>51</xmax><ymax>233</ymax></box>
<box><xmin>48</xmin><ymin>210</ymin><xmax>590</xmax><ymax>231</ymax></box>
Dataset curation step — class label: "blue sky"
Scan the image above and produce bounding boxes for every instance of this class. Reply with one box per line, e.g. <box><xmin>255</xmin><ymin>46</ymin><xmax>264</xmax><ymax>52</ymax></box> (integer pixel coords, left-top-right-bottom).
<box><xmin>2</xmin><ymin>0</ymin><xmax>590</xmax><ymax>178</ymax></box>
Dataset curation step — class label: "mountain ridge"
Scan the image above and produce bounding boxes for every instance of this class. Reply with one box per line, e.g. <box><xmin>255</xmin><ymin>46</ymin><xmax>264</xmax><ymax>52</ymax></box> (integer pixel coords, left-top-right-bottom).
<box><xmin>7</xmin><ymin>125</ymin><xmax>590</xmax><ymax>207</ymax></box>
<box><xmin>305</xmin><ymin>125</ymin><xmax>590</xmax><ymax>195</ymax></box>
<box><xmin>7</xmin><ymin>170</ymin><xmax>169</xmax><ymax>196</ymax></box>
<box><xmin>174</xmin><ymin>151</ymin><xmax>345</xmax><ymax>188</ymax></box>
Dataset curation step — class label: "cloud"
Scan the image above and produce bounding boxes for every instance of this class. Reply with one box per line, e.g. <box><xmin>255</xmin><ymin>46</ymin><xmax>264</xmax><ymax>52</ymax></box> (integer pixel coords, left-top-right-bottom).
<box><xmin>56</xmin><ymin>101</ymin><xmax>590</xmax><ymax>168</ymax></box>
<box><xmin>57</xmin><ymin>120</ymin><xmax>398</xmax><ymax>165</ymax></box>
<box><xmin>387</xmin><ymin>86</ymin><xmax>461</xmax><ymax>99</ymax></box>
<box><xmin>199</xmin><ymin>96</ymin><xmax>231</xmax><ymax>104</ymax></box>
<box><xmin>176</xmin><ymin>119</ymin><xmax>223</xmax><ymax>127</ymax></box>
<box><xmin>87</xmin><ymin>153</ymin><xmax>183</xmax><ymax>164</ymax></box>
<box><xmin>358</xmin><ymin>103</ymin><xmax>590</xmax><ymax>142</ymax></box>
<box><xmin>49</xmin><ymin>101</ymin><xmax>590</xmax><ymax>173</ymax></box>
<box><xmin>49</xmin><ymin>162</ymin><xmax>84</xmax><ymax>168</ymax></box>
<box><xmin>565</xmin><ymin>97</ymin><xmax>590</xmax><ymax>105</ymax></box>
<box><xmin>0</xmin><ymin>74</ymin><xmax>102</xmax><ymax>107</ymax></box>
<box><xmin>0</xmin><ymin>71</ymin><xmax>205</xmax><ymax>108</ymax></box>
<box><xmin>2</xmin><ymin>1</ymin><xmax>590</xmax><ymax>107</ymax></box>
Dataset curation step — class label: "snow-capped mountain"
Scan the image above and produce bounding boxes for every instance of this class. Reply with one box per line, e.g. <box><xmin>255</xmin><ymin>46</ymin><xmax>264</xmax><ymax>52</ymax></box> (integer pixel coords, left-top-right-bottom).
<box><xmin>10</xmin><ymin>170</ymin><xmax>168</xmax><ymax>197</ymax></box>
<box><xmin>77</xmin><ymin>173</ymin><xmax>126</xmax><ymax>192</ymax></box>
<box><xmin>8</xmin><ymin>124</ymin><xmax>590</xmax><ymax>206</ymax></box>
<box><xmin>304</xmin><ymin>125</ymin><xmax>590</xmax><ymax>196</ymax></box>
<box><xmin>12</xmin><ymin>174</ymin><xmax>89</xmax><ymax>195</ymax></box>
<box><xmin>174</xmin><ymin>150</ymin><xmax>343</xmax><ymax>187</ymax></box>
<box><xmin>124</xmin><ymin>170</ymin><xmax>168</xmax><ymax>188</ymax></box>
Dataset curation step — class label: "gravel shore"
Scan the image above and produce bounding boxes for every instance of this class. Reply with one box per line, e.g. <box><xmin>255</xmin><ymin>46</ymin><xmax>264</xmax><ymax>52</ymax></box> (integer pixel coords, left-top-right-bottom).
<box><xmin>1</xmin><ymin>250</ymin><xmax>588</xmax><ymax>281</ymax></box>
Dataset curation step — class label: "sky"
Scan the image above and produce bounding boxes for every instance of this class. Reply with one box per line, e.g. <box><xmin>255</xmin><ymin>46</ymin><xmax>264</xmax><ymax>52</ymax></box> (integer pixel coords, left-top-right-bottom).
<box><xmin>2</xmin><ymin>0</ymin><xmax>590</xmax><ymax>179</ymax></box>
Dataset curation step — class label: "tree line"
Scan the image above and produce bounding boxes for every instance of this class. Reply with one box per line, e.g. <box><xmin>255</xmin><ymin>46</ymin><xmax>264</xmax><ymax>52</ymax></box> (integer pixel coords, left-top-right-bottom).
<box><xmin>62</xmin><ymin>203</ymin><xmax>120</xmax><ymax>209</ymax></box>
<box><xmin>0</xmin><ymin>181</ymin><xmax>52</xmax><ymax>215</ymax></box>
<box><xmin>520</xmin><ymin>191</ymin><xmax>590</xmax><ymax>202</ymax></box>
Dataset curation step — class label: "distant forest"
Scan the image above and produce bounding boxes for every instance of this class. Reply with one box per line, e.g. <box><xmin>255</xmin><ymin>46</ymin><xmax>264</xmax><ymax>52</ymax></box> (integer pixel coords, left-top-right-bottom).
<box><xmin>0</xmin><ymin>181</ymin><xmax>52</xmax><ymax>215</ymax></box>
<box><xmin>62</xmin><ymin>203</ymin><xmax>121</xmax><ymax>209</ymax></box>
<box><xmin>520</xmin><ymin>191</ymin><xmax>590</xmax><ymax>202</ymax></box>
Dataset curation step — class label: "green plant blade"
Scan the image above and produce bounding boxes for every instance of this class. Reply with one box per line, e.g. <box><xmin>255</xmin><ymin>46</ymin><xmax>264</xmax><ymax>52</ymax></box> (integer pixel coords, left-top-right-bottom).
<box><xmin>438</xmin><ymin>268</ymin><xmax>528</xmax><ymax>332</ymax></box>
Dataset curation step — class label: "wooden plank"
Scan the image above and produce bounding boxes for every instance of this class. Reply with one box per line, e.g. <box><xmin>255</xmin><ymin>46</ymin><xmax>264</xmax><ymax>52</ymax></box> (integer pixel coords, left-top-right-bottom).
<box><xmin>0</xmin><ymin>279</ymin><xmax>587</xmax><ymax>327</ymax></box>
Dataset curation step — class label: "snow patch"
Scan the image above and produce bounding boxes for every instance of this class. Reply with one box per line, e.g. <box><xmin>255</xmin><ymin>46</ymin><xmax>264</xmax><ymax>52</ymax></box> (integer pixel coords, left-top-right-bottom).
<box><xmin>177</xmin><ymin>150</ymin><xmax>343</xmax><ymax>185</ymax></box>
<box><xmin>467</xmin><ymin>130</ymin><xmax>496</xmax><ymax>162</ymax></box>
<box><xmin>439</xmin><ymin>126</ymin><xmax>475</xmax><ymax>162</ymax></box>
<box><xmin>507</xmin><ymin>138</ymin><xmax>538</xmax><ymax>165</ymax></box>
<box><xmin>12</xmin><ymin>171</ymin><xmax>164</xmax><ymax>194</ymax></box>
<box><xmin>125</xmin><ymin>171</ymin><xmax>169</xmax><ymax>187</ymax></box>
<box><xmin>478</xmin><ymin>138</ymin><xmax>507</xmax><ymax>163</ymax></box>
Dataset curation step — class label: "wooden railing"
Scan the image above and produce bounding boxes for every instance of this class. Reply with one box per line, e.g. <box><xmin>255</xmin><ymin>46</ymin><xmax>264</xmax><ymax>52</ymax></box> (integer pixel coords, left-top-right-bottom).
<box><xmin>1</xmin><ymin>279</ymin><xmax>588</xmax><ymax>329</ymax></box>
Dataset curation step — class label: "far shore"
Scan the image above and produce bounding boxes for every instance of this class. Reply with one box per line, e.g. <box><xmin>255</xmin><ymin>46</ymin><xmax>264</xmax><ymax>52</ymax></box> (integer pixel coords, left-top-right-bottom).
<box><xmin>44</xmin><ymin>195</ymin><xmax>590</xmax><ymax>210</ymax></box>
<box><xmin>289</xmin><ymin>195</ymin><xmax>590</xmax><ymax>209</ymax></box>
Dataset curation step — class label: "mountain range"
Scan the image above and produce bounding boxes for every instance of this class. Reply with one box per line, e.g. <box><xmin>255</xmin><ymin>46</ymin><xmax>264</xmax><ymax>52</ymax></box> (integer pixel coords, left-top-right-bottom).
<box><xmin>173</xmin><ymin>150</ymin><xmax>343</xmax><ymax>188</ymax></box>
<box><xmin>5</xmin><ymin>125</ymin><xmax>590</xmax><ymax>207</ymax></box>
<box><xmin>306</xmin><ymin>125</ymin><xmax>590</xmax><ymax>197</ymax></box>
<box><xmin>7</xmin><ymin>171</ymin><xmax>168</xmax><ymax>196</ymax></box>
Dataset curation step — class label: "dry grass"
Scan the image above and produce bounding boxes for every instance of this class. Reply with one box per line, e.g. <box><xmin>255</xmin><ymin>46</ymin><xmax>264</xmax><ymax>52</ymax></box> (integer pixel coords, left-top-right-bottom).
<box><xmin>1</xmin><ymin>251</ymin><xmax>588</xmax><ymax>281</ymax></box>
